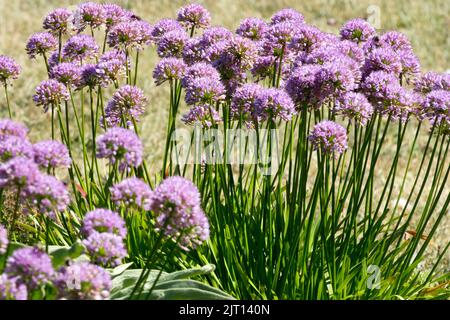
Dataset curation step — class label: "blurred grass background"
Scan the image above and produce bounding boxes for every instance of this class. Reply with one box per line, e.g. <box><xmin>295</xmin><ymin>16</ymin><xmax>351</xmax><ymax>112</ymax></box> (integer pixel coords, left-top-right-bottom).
<box><xmin>0</xmin><ymin>0</ymin><xmax>449</xmax><ymax>270</ymax></box>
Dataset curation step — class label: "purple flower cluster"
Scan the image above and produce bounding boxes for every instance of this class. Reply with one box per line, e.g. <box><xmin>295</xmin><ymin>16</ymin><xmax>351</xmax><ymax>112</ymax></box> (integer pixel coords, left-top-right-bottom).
<box><xmin>182</xmin><ymin>104</ymin><xmax>222</xmax><ymax>128</ymax></box>
<box><xmin>62</xmin><ymin>34</ymin><xmax>99</xmax><ymax>62</ymax></box>
<box><xmin>43</xmin><ymin>8</ymin><xmax>72</xmax><ymax>34</ymax></box>
<box><xmin>236</xmin><ymin>18</ymin><xmax>268</xmax><ymax>41</ymax></box>
<box><xmin>33</xmin><ymin>79</ymin><xmax>69</xmax><ymax>112</ymax></box>
<box><xmin>177</xmin><ymin>3</ymin><xmax>211</xmax><ymax>29</ymax></box>
<box><xmin>50</xmin><ymin>62</ymin><xmax>81</xmax><ymax>87</ymax></box>
<box><xmin>26</xmin><ymin>32</ymin><xmax>58</xmax><ymax>59</ymax></box>
<box><xmin>107</xmin><ymin>20</ymin><xmax>153</xmax><ymax>50</ymax></box>
<box><xmin>110</xmin><ymin>178</ymin><xmax>153</xmax><ymax>211</ymax></box>
<box><xmin>153</xmin><ymin>58</ymin><xmax>187</xmax><ymax>86</ymax></box>
<box><xmin>0</xmin><ymin>157</ymin><xmax>40</xmax><ymax>189</ymax></box>
<box><xmin>0</xmin><ymin>274</ymin><xmax>27</xmax><ymax>300</ymax></box>
<box><xmin>255</xmin><ymin>88</ymin><xmax>296</xmax><ymax>121</ymax></box>
<box><xmin>340</xmin><ymin>18</ymin><xmax>376</xmax><ymax>43</ymax></box>
<box><xmin>157</xmin><ymin>29</ymin><xmax>189</xmax><ymax>58</ymax></box>
<box><xmin>0</xmin><ymin>136</ymin><xmax>34</xmax><ymax>162</ymax></box>
<box><xmin>334</xmin><ymin>92</ymin><xmax>374</xmax><ymax>126</ymax></box>
<box><xmin>184</xmin><ymin>77</ymin><xmax>225</xmax><ymax>105</ymax></box>
<box><xmin>0</xmin><ymin>55</ymin><xmax>21</xmax><ymax>84</ymax></box>
<box><xmin>309</xmin><ymin>121</ymin><xmax>348</xmax><ymax>157</ymax></box>
<box><xmin>73</xmin><ymin>2</ymin><xmax>106</xmax><ymax>32</ymax></box>
<box><xmin>0</xmin><ymin>120</ymin><xmax>28</xmax><ymax>141</ymax></box>
<box><xmin>81</xmin><ymin>209</ymin><xmax>127</xmax><ymax>238</ymax></box>
<box><xmin>33</xmin><ymin>140</ymin><xmax>71</xmax><ymax>169</ymax></box>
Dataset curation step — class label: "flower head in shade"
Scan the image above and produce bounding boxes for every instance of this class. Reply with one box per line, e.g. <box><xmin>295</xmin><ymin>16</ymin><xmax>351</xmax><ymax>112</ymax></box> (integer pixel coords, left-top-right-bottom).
<box><xmin>421</xmin><ymin>90</ymin><xmax>450</xmax><ymax>126</ymax></box>
<box><xmin>157</xmin><ymin>29</ymin><xmax>189</xmax><ymax>58</ymax></box>
<box><xmin>33</xmin><ymin>140</ymin><xmax>71</xmax><ymax>169</ymax></box>
<box><xmin>0</xmin><ymin>275</ymin><xmax>27</xmax><ymax>300</ymax></box>
<box><xmin>398</xmin><ymin>49</ymin><xmax>420</xmax><ymax>79</ymax></box>
<box><xmin>184</xmin><ymin>77</ymin><xmax>225</xmax><ymax>105</ymax></box>
<box><xmin>0</xmin><ymin>136</ymin><xmax>33</xmax><ymax>162</ymax></box>
<box><xmin>96</xmin><ymin>127</ymin><xmax>143</xmax><ymax>171</ymax></box>
<box><xmin>340</xmin><ymin>18</ymin><xmax>376</xmax><ymax>43</ymax></box>
<box><xmin>285</xmin><ymin>64</ymin><xmax>322</xmax><ymax>106</ymax></box>
<box><xmin>364</xmin><ymin>46</ymin><xmax>402</xmax><ymax>75</ymax></box>
<box><xmin>182</xmin><ymin>104</ymin><xmax>222</xmax><ymax>128</ymax></box>
<box><xmin>0</xmin><ymin>55</ymin><xmax>21</xmax><ymax>84</ymax></box>
<box><xmin>255</xmin><ymin>88</ymin><xmax>296</xmax><ymax>121</ymax></box>
<box><xmin>335</xmin><ymin>92</ymin><xmax>374</xmax><ymax>126</ymax></box>
<box><xmin>231</xmin><ymin>83</ymin><xmax>264</xmax><ymax>123</ymax></box>
<box><xmin>0</xmin><ymin>120</ymin><xmax>28</xmax><ymax>141</ymax></box>
<box><xmin>43</xmin><ymin>8</ymin><xmax>72</xmax><ymax>34</ymax></box>
<box><xmin>151</xmin><ymin>19</ymin><xmax>183</xmax><ymax>42</ymax></box>
<box><xmin>26</xmin><ymin>32</ymin><xmax>58</xmax><ymax>59</ymax></box>
<box><xmin>289</xmin><ymin>24</ymin><xmax>324</xmax><ymax>54</ymax></box>
<box><xmin>236</xmin><ymin>18</ymin><xmax>268</xmax><ymax>41</ymax></box>
<box><xmin>50</xmin><ymin>62</ymin><xmax>81</xmax><ymax>87</ymax></box>
<box><xmin>110</xmin><ymin>178</ymin><xmax>153</xmax><ymax>211</ymax></box>
<box><xmin>62</xmin><ymin>34</ymin><xmax>99</xmax><ymax>62</ymax></box>
<box><xmin>150</xmin><ymin>176</ymin><xmax>210</xmax><ymax>249</ymax></box>
<box><xmin>361</xmin><ymin>70</ymin><xmax>399</xmax><ymax>99</ymax></box>
<box><xmin>81</xmin><ymin>209</ymin><xmax>126</xmax><ymax>238</ymax></box>
<box><xmin>22</xmin><ymin>174</ymin><xmax>70</xmax><ymax>218</ymax></box>
<box><xmin>270</xmin><ymin>8</ymin><xmax>305</xmax><ymax>25</ymax></box>
<box><xmin>182</xmin><ymin>37</ymin><xmax>206</xmax><ymax>65</ymax></box>
<box><xmin>0</xmin><ymin>224</ymin><xmax>7</xmax><ymax>255</ymax></box>
<box><xmin>153</xmin><ymin>58</ymin><xmax>186</xmax><ymax>86</ymax></box>
<box><xmin>181</xmin><ymin>62</ymin><xmax>220</xmax><ymax>88</ymax></box>
<box><xmin>102</xmin><ymin>85</ymin><xmax>147</xmax><ymax>127</ymax></box>
<box><xmin>414</xmin><ymin>72</ymin><xmax>450</xmax><ymax>94</ymax></box>
<box><xmin>177</xmin><ymin>3</ymin><xmax>211</xmax><ymax>29</ymax></box>
<box><xmin>79</xmin><ymin>64</ymin><xmax>109</xmax><ymax>88</ymax></box>
<box><xmin>0</xmin><ymin>157</ymin><xmax>40</xmax><ymax>189</ymax></box>
<box><xmin>55</xmin><ymin>261</ymin><xmax>111</xmax><ymax>300</ymax></box>
<box><xmin>103</xmin><ymin>3</ymin><xmax>128</xmax><ymax>30</ymax></box>
<box><xmin>251</xmin><ymin>55</ymin><xmax>276</xmax><ymax>81</ymax></box>
<box><xmin>83</xmin><ymin>233</ymin><xmax>127</xmax><ymax>267</ymax></box>
<box><xmin>73</xmin><ymin>2</ymin><xmax>106</xmax><ymax>32</ymax></box>
<box><xmin>33</xmin><ymin>79</ymin><xmax>69</xmax><ymax>112</ymax></box>
<box><xmin>309</xmin><ymin>121</ymin><xmax>348</xmax><ymax>156</ymax></box>
<box><xmin>5</xmin><ymin>247</ymin><xmax>54</xmax><ymax>290</ymax></box>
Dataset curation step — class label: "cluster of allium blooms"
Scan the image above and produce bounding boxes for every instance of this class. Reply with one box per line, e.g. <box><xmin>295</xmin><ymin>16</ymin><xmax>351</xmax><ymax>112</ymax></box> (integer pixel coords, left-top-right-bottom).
<box><xmin>0</xmin><ymin>55</ymin><xmax>21</xmax><ymax>84</ymax></box>
<box><xmin>103</xmin><ymin>85</ymin><xmax>148</xmax><ymax>128</ymax></box>
<box><xmin>97</xmin><ymin>49</ymin><xmax>128</xmax><ymax>83</ymax></box>
<box><xmin>103</xmin><ymin>4</ymin><xmax>129</xmax><ymax>30</ymax></box>
<box><xmin>33</xmin><ymin>79</ymin><xmax>69</xmax><ymax>112</ymax></box>
<box><xmin>153</xmin><ymin>58</ymin><xmax>187</xmax><ymax>86</ymax></box>
<box><xmin>25</xmin><ymin>32</ymin><xmax>58</xmax><ymax>60</ymax></box>
<box><xmin>340</xmin><ymin>18</ymin><xmax>376</xmax><ymax>43</ymax></box>
<box><xmin>0</xmin><ymin>119</ymin><xmax>28</xmax><ymax>140</ymax></box>
<box><xmin>150</xmin><ymin>176</ymin><xmax>210</xmax><ymax>250</ymax></box>
<box><xmin>55</xmin><ymin>261</ymin><xmax>112</xmax><ymax>300</ymax></box>
<box><xmin>79</xmin><ymin>64</ymin><xmax>108</xmax><ymax>88</ymax></box>
<box><xmin>176</xmin><ymin>3</ymin><xmax>211</xmax><ymax>30</ymax></box>
<box><xmin>309</xmin><ymin>121</ymin><xmax>348</xmax><ymax>157</ymax></box>
<box><xmin>0</xmin><ymin>274</ymin><xmax>28</xmax><ymax>300</ymax></box>
<box><xmin>110</xmin><ymin>178</ymin><xmax>153</xmax><ymax>211</ymax></box>
<box><xmin>50</xmin><ymin>62</ymin><xmax>81</xmax><ymax>87</ymax></box>
<box><xmin>236</xmin><ymin>18</ymin><xmax>268</xmax><ymax>41</ymax></box>
<box><xmin>334</xmin><ymin>92</ymin><xmax>374</xmax><ymax>126</ymax></box>
<box><xmin>182</xmin><ymin>104</ymin><xmax>222</xmax><ymax>128</ymax></box>
<box><xmin>0</xmin><ymin>136</ymin><xmax>34</xmax><ymax>162</ymax></box>
<box><xmin>73</xmin><ymin>2</ymin><xmax>106</xmax><ymax>32</ymax></box>
<box><xmin>80</xmin><ymin>209</ymin><xmax>127</xmax><ymax>267</ymax></box>
<box><xmin>231</xmin><ymin>83</ymin><xmax>264</xmax><ymax>124</ymax></box>
<box><xmin>0</xmin><ymin>224</ymin><xmax>7</xmax><ymax>255</ymax></box>
<box><xmin>43</xmin><ymin>8</ymin><xmax>72</xmax><ymax>34</ymax></box>
<box><xmin>157</xmin><ymin>29</ymin><xmax>189</xmax><ymax>58</ymax></box>
<box><xmin>255</xmin><ymin>88</ymin><xmax>296</xmax><ymax>121</ymax></box>
<box><xmin>96</xmin><ymin>127</ymin><xmax>143</xmax><ymax>171</ymax></box>
<box><xmin>62</xmin><ymin>34</ymin><xmax>99</xmax><ymax>62</ymax></box>
<box><xmin>184</xmin><ymin>76</ymin><xmax>226</xmax><ymax>105</ymax></box>
<box><xmin>181</xmin><ymin>62</ymin><xmax>221</xmax><ymax>88</ymax></box>
<box><xmin>0</xmin><ymin>157</ymin><xmax>41</xmax><ymax>189</ymax></box>
<box><xmin>33</xmin><ymin>140</ymin><xmax>71</xmax><ymax>169</ymax></box>
<box><xmin>107</xmin><ymin>20</ymin><xmax>153</xmax><ymax>50</ymax></box>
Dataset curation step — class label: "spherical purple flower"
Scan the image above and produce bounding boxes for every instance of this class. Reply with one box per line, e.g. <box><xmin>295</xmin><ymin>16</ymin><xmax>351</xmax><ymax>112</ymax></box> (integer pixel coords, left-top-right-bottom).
<box><xmin>43</xmin><ymin>8</ymin><xmax>72</xmax><ymax>34</ymax></box>
<box><xmin>0</xmin><ymin>119</ymin><xmax>28</xmax><ymax>141</ymax></box>
<box><xmin>181</xmin><ymin>62</ymin><xmax>220</xmax><ymax>88</ymax></box>
<box><xmin>251</xmin><ymin>55</ymin><xmax>277</xmax><ymax>81</ymax></box>
<box><xmin>107</xmin><ymin>21</ymin><xmax>142</xmax><ymax>49</ymax></box>
<box><xmin>263</xmin><ymin>21</ymin><xmax>300</xmax><ymax>57</ymax></box>
<box><xmin>81</xmin><ymin>209</ymin><xmax>126</xmax><ymax>238</ymax></box>
<box><xmin>153</xmin><ymin>58</ymin><xmax>187</xmax><ymax>86</ymax></box>
<box><xmin>236</xmin><ymin>18</ymin><xmax>268</xmax><ymax>41</ymax></box>
<box><xmin>103</xmin><ymin>85</ymin><xmax>147</xmax><ymax>127</ymax></box>
<box><xmin>364</xmin><ymin>46</ymin><xmax>402</xmax><ymax>75</ymax></box>
<box><xmin>373</xmin><ymin>85</ymin><xmax>418</xmax><ymax>121</ymax></box>
<box><xmin>110</xmin><ymin>178</ymin><xmax>153</xmax><ymax>211</ymax></box>
<box><xmin>150</xmin><ymin>176</ymin><xmax>210</xmax><ymax>249</ymax></box>
<box><xmin>177</xmin><ymin>3</ymin><xmax>211</xmax><ymax>29</ymax></box>
<box><xmin>336</xmin><ymin>40</ymin><xmax>365</xmax><ymax>67</ymax></box>
<box><xmin>361</xmin><ymin>70</ymin><xmax>399</xmax><ymax>99</ymax></box>
<box><xmin>421</xmin><ymin>90</ymin><xmax>450</xmax><ymax>125</ymax></box>
<box><xmin>103</xmin><ymin>3</ymin><xmax>128</xmax><ymax>30</ymax></box>
<box><xmin>25</xmin><ymin>32</ymin><xmax>58</xmax><ymax>59</ymax></box>
<box><xmin>379</xmin><ymin>31</ymin><xmax>412</xmax><ymax>53</ymax></box>
<box><xmin>157</xmin><ymin>29</ymin><xmax>189</xmax><ymax>58</ymax></box>
<box><xmin>73</xmin><ymin>2</ymin><xmax>106</xmax><ymax>32</ymax></box>
<box><xmin>22</xmin><ymin>174</ymin><xmax>70</xmax><ymax>218</ymax></box>
<box><xmin>97</xmin><ymin>49</ymin><xmax>127</xmax><ymax>82</ymax></box>
<box><xmin>96</xmin><ymin>127</ymin><xmax>143</xmax><ymax>171</ymax></box>
<box><xmin>340</xmin><ymin>18</ymin><xmax>376</xmax><ymax>43</ymax></box>
<box><xmin>182</xmin><ymin>37</ymin><xmax>206</xmax><ymax>65</ymax></box>
<box><xmin>83</xmin><ymin>232</ymin><xmax>127</xmax><ymax>267</ymax></box>
<box><xmin>55</xmin><ymin>261</ymin><xmax>111</xmax><ymax>300</ymax></box>
<box><xmin>231</xmin><ymin>83</ymin><xmax>264</xmax><ymax>122</ymax></box>
<box><xmin>5</xmin><ymin>247</ymin><xmax>54</xmax><ymax>290</ymax></box>
<box><xmin>0</xmin><ymin>275</ymin><xmax>27</xmax><ymax>300</ymax></box>
<box><xmin>201</xmin><ymin>26</ymin><xmax>233</xmax><ymax>47</ymax></box>
<box><xmin>289</xmin><ymin>24</ymin><xmax>324</xmax><ymax>54</ymax></box>
<box><xmin>270</xmin><ymin>8</ymin><xmax>305</xmax><ymax>25</ymax></box>
<box><xmin>414</xmin><ymin>72</ymin><xmax>450</xmax><ymax>94</ymax></box>
<box><xmin>62</xmin><ymin>34</ymin><xmax>99</xmax><ymax>62</ymax></box>
<box><xmin>151</xmin><ymin>19</ymin><xmax>183</xmax><ymax>42</ymax></box>
<box><xmin>182</xmin><ymin>104</ymin><xmax>222</xmax><ymax>128</ymax></box>
<box><xmin>335</xmin><ymin>92</ymin><xmax>374</xmax><ymax>126</ymax></box>
<box><xmin>33</xmin><ymin>79</ymin><xmax>69</xmax><ymax>112</ymax></box>
<box><xmin>285</xmin><ymin>64</ymin><xmax>322</xmax><ymax>106</ymax></box>
<box><xmin>33</xmin><ymin>140</ymin><xmax>71</xmax><ymax>169</ymax></box>
<box><xmin>0</xmin><ymin>136</ymin><xmax>33</xmax><ymax>162</ymax></box>
<box><xmin>255</xmin><ymin>88</ymin><xmax>296</xmax><ymax>121</ymax></box>
<box><xmin>309</xmin><ymin>121</ymin><xmax>348</xmax><ymax>156</ymax></box>
<box><xmin>184</xmin><ymin>77</ymin><xmax>225</xmax><ymax>105</ymax></box>
<box><xmin>0</xmin><ymin>55</ymin><xmax>21</xmax><ymax>84</ymax></box>
<box><xmin>317</xmin><ymin>56</ymin><xmax>360</xmax><ymax>97</ymax></box>
<box><xmin>398</xmin><ymin>49</ymin><xmax>420</xmax><ymax>79</ymax></box>
<box><xmin>0</xmin><ymin>157</ymin><xmax>40</xmax><ymax>189</ymax></box>
<box><xmin>50</xmin><ymin>62</ymin><xmax>81</xmax><ymax>87</ymax></box>
<box><xmin>79</xmin><ymin>64</ymin><xmax>108</xmax><ymax>88</ymax></box>
<box><xmin>0</xmin><ymin>224</ymin><xmax>7</xmax><ymax>255</ymax></box>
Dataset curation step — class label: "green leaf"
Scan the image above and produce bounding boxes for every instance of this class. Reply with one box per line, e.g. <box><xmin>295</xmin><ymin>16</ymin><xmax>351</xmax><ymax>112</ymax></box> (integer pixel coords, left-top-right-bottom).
<box><xmin>49</xmin><ymin>241</ymin><xmax>85</xmax><ymax>268</ymax></box>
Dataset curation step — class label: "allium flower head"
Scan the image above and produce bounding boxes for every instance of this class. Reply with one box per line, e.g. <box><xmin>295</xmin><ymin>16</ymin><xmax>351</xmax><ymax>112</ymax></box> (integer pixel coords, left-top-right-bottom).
<box><xmin>0</xmin><ymin>136</ymin><xmax>33</xmax><ymax>162</ymax></box>
<box><xmin>373</xmin><ymin>85</ymin><xmax>418</xmax><ymax>121</ymax></box>
<box><xmin>200</xmin><ymin>26</ymin><xmax>233</xmax><ymax>47</ymax></box>
<box><xmin>5</xmin><ymin>247</ymin><xmax>54</xmax><ymax>290</ymax></box>
<box><xmin>0</xmin><ymin>55</ymin><xmax>21</xmax><ymax>84</ymax></box>
<box><xmin>270</xmin><ymin>8</ymin><xmax>305</xmax><ymax>25</ymax></box>
<box><xmin>231</xmin><ymin>83</ymin><xmax>264</xmax><ymax>123</ymax></box>
<box><xmin>107</xmin><ymin>21</ymin><xmax>141</xmax><ymax>49</ymax></box>
<box><xmin>0</xmin><ymin>119</ymin><xmax>28</xmax><ymax>141</ymax></box>
<box><xmin>289</xmin><ymin>24</ymin><xmax>324</xmax><ymax>54</ymax></box>
<box><xmin>103</xmin><ymin>85</ymin><xmax>147</xmax><ymax>127</ymax></box>
<box><xmin>182</xmin><ymin>37</ymin><xmax>206</xmax><ymax>65</ymax></box>
<box><xmin>184</xmin><ymin>77</ymin><xmax>225</xmax><ymax>105</ymax></box>
<box><xmin>340</xmin><ymin>18</ymin><xmax>376</xmax><ymax>43</ymax></box>
<box><xmin>255</xmin><ymin>88</ymin><xmax>296</xmax><ymax>121</ymax></box>
<box><xmin>33</xmin><ymin>79</ymin><xmax>69</xmax><ymax>112</ymax></box>
<box><xmin>177</xmin><ymin>3</ymin><xmax>211</xmax><ymax>29</ymax></box>
<box><xmin>398</xmin><ymin>49</ymin><xmax>421</xmax><ymax>79</ymax></box>
<box><xmin>55</xmin><ymin>262</ymin><xmax>111</xmax><ymax>300</ymax></box>
<box><xmin>103</xmin><ymin>3</ymin><xmax>128</xmax><ymax>30</ymax></box>
<box><xmin>96</xmin><ymin>127</ymin><xmax>143</xmax><ymax>171</ymax></box>
<box><xmin>317</xmin><ymin>55</ymin><xmax>360</xmax><ymax>97</ymax></box>
<box><xmin>81</xmin><ymin>209</ymin><xmax>126</xmax><ymax>238</ymax></box>
<box><xmin>79</xmin><ymin>64</ymin><xmax>108</xmax><ymax>88</ymax></box>
<box><xmin>83</xmin><ymin>232</ymin><xmax>127</xmax><ymax>267</ymax></box>
<box><xmin>50</xmin><ymin>62</ymin><xmax>81</xmax><ymax>87</ymax></box>
<box><xmin>251</xmin><ymin>55</ymin><xmax>277</xmax><ymax>80</ymax></box>
<box><xmin>73</xmin><ymin>2</ymin><xmax>106</xmax><ymax>31</ymax></box>
<box><xmin>22</xmin><ymin>174</ymin><xmax>70</xmax><ymax>218</ymax></box>
<box><xmin>181</xmin><ymin>62</ymin><xmax>220</xmax><ymax>88</ymax></box>
<box><xmin>153</xmin><ymin>58</ymin><xmax>186</xmax><ymax>86</ymax></box>
<box><xmin>0</xmin><ymin>224</ymin><xmax>7</xmax><ymax>255</ymax></box>
<box><xmin>236</xmin><ymin>18</ymin><xmax>268</xmax><ymax>41</ymax></box>
<box><xmin>379</xmin><ymin>31</ymin><xmax>412</xmax><ymax>53</ymax></box>
<box><xmin>26</xmin><ymin>32</ymin><xmax>58</xmax><ymax>59</ymax></box>
<box><xmin>421</xmin><ymin>90</ymin><xmax>450</xmax><ymax>126</ymax></box>
<box><xmin>182</xmin><ymin>104</ymin><xmax>222</xmax><ymax>128</ymax></box>
<box><xmin>263</xmin><ymin>21</ymin><xmax>300</xmax><ymax>57</ymax></box>
<box><xmin>110</xmin><ymin>178</ymin><xmax>153</xmax><ymax>211</ymax></box>
<box><xmin>62</xmin><ymin>34</ymin><xmax>99</xmax><ymax>62</ymax></box>
<box><xmin>151</xmin><ymin>19</ymin><xmax>183</xmax><ymax>42</ymax></box>
<box><xmin>0</xmin><ymin>157</ymin><xmax>40</xmax><ymax>189</ymax></box>
<box><xmin>33</xmin><ymin>140</ymin><xmax>71</xmax><ymax>169</ymax></box>
<box><xmin>150</xmin><ymin>176</ymin><xmax>210</xmax><ymax>249</ymax></box>
<box><xmin>157</xmin><ymin>29</ymin><xmax>189</xmax><ymax>58</ymax></box>
<box><xmin>335</xmin><ymin>92</ymin><xmax>374</xmax><ymax>126</ymax></box>
<box><xmin>285</xmin><ymin>64</ymin><xmax>322</xmax><ymax>106</ymax></box>
<box><xmin>0</xmin><ymin>275</ymin><xmax>27</xmax><ymax>300</ymax></box>
<box><xmin>364</xmin><ymin>46</ymin><xmax>402</xmax><ymax>75</ymax></box>
<box><xmin>414</xmin><ymin>72</ymin><xmax>450</xmax><ymax>94</ymax></box>
<box><xmin>97</xmin><ymin>49</ymin><xmax>128</xmax><ymax>82</ymax></box>
<box><xmin>361</xmin><ymin>70</ymin><xmax>399</xmax><ymax>99</ymax></box>
<box><xmin>309</xmin><ymin>121</ymin><xmax>348</xmax><ymax>156</ymax></box>
<box><xmin>43</xmin><ymin>8</ymin><xmax>72</xmax><ymax>34</ymax></box>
